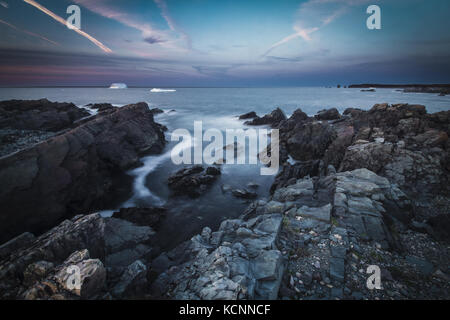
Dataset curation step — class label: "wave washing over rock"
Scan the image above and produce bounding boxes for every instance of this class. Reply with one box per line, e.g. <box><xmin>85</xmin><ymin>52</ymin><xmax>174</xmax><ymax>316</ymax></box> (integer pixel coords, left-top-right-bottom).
<box><xmin>0</xmin><ymin>101</ymin><xmax>166</xmax><ymax>243</ymax></box>
<box><xmin>0</xmin><ymin>99</ymin><xmax>449</xmax><ymax>300</ymax></box>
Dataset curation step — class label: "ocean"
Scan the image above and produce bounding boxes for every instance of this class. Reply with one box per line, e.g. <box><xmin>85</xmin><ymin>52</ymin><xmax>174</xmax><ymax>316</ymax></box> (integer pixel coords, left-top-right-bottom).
<box><xmin>1</xmin><ymin>87</ymin><xmax>448</xmax><ymax>250</ymax></box>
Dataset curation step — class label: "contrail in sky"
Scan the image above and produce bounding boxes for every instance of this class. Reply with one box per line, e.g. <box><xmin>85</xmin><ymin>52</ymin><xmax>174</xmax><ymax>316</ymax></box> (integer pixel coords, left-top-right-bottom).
<box><xmin>0</xmin><ymin>18</ymin><xmax>59</xmax><ymax>46</ymax></box>
<box><xmin>22</xmin><ymin>0</ymin><xmax>112</xmax><ymax>53</ymax></box>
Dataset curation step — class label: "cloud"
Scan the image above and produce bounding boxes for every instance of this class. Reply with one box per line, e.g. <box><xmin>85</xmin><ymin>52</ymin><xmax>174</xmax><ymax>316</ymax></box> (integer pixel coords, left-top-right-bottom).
<box><xmin>0</xmin><ymin>1</ymin><xmax>8</xmax><ymax>9</ymax></box>
<box><xmin>0</xmin><ymin>18</ymin><xmax>58</xmax><ymax>46</ymax></box>
<box><xmin>73</xmin><ymin>0</ymin><xmax>190</xmax><ymax>52</ymax></box>
<box><xmin>72</xmin><ymin>0</ymin><xmax>166</xmax><ymax>45</ymax></box>
<box><xmin>22</xmin><ymin>0</ymin><xmax>112</xmax><ymax>53</ymax></box>
<box><xmin>144</xmin><ymin>36</ymin><xmax>166</xmax><ymax>44</ymax></box>
<box><xmin>153</xmin><ymin>0</ymin><xmax>191</xmax><ymax>49</ymax></box>
<box><xmin>263</xmin><ymin>0</ymin><xmax>373</xmax><ymax>56</ymax></box>
<box><xmin>262</xmin><ymin>27</ymin><xmax>318</xmax><ymax>57</ymax></box>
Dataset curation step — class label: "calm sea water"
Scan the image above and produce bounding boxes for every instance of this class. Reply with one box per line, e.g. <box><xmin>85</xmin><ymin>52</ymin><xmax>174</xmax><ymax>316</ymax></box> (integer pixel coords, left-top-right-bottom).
<box><xmin>1</xmin><ymin>87</ymin><xmax>448</xmax><ymax>250</ymax></box>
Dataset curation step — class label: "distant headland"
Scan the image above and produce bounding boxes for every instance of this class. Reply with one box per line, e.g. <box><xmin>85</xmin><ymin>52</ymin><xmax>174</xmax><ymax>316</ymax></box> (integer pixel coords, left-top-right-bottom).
<box><xmin>349</xmin><ymin>83</ymin><xmax>450</xmax><ymax>95</ymax></box>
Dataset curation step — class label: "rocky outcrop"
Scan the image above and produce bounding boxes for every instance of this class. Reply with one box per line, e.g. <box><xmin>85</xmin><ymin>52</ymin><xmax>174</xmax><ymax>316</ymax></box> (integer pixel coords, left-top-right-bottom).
<box><xmin>0</xmin><ymin>102</ymin><xmax>166</xmax><ymax>243</ymax></box>
<box><xmin>0</xmin><ymin>99</ymin><xmax>90</xmax><ymax>131</ymax></box>
<box><xmin>0</xmin><ymin>214</ymin><xmax>105</xmax><ymax>299</ymax></box>
<box><xmin>286</xmin><ymin>121</ymin><xmax>337</xmax><ymax>161</ymax></box>
<box><xmin>87</xmin><ymin>103</ymin><xmax>116</xmax><ymax>113</ymax></box>
<box><xmin>0</xmin><ymin>99</ymin><xmax>91</xmax><ymax>157</ymax></box>
<box><xmin>0</xmin><ymin>213</ymin><xmax>156</xmax><ymax>300</ymax></box>
<box><xmin>151</xmin><ymin>213</ymin><xmax>285</xmax><ymax>299</ymax></box>
<box><xmin>238</xmin><ymin>111</ymin><xmax>257</xmax><ymax>120</ymax></box>
<box><xmin>275</xmin><ymin>169</ymin><xmax>448</xmax><ymax>299</ymax></box>
<box><xmin>271</xmin><ymin>103</ymin><xmax>449</xmax><ymax>231</ymax></box>
<box><xmin>168</xmin><ymin>165</ymin><xmax>221</xmax><ymax>198</ymax></box>
<box><xmin>244</xmin><ymin>108</ymin><xmax>286</xmax><ymax>127</ymax></box>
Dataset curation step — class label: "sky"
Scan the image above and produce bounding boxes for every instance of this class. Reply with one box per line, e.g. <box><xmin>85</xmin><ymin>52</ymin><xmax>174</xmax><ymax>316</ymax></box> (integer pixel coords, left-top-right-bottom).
<box><xmin>0</xmin><ymin>0</ymin><xmax>449</xmax><ymax>87</ymax></box>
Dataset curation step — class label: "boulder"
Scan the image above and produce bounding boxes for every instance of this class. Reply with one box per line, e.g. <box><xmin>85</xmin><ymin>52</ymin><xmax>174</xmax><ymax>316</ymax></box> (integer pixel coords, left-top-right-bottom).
<box><xmin>168</xmin><ymin>165</ymin><xmax>221</xmax><ymax>198</ymax></box>
<box><xmin>315</xmin><ymin>108</ymin><xmax>341</xmax><ymax>120</ymax></box>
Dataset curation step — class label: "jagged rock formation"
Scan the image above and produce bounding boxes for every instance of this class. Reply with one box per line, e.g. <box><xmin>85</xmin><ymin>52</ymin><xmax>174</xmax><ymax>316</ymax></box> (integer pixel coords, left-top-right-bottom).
<box><xmin>0</xmin><ymin>102</ymin><xmax>166</xmax><ymax>243</ymax></box>
<box><xmin>0</xmin><ymin>213</ymin><xmax>158</xmax><ymax>300</ymax></box>
<box><xmin>151</xmin><ymin>167</ymin><xmax>449</xmax><ymax>300</ymax></box>
<box><xmin>151</xmin><ymin>213</ymin><xmax>285</xmax><ymax>299</ymax></box>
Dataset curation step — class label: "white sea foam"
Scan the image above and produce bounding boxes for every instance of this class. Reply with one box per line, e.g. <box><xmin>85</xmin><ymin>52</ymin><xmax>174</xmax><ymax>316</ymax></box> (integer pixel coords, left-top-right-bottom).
<box><xmin>150</xmin><ymin>88</ymin><xmax>176</xmax><ymax>93</ymax></box>
<box><xmin>122</xmin><ymin>132</ymin><xmax>196</xmax><ymax>207</ymax></box>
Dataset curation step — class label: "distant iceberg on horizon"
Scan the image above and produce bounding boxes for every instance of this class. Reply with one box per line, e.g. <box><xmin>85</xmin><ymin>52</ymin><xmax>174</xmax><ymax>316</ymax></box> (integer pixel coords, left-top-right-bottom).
<box><xmin>109</xmin><ymin>83</ymin><xmax>128</xmax><ymax>89</ymax></box>
<box><xmin>150</xmin><ymin>88</ymin><xmax>176</xmax><ymax>93</ymax></box>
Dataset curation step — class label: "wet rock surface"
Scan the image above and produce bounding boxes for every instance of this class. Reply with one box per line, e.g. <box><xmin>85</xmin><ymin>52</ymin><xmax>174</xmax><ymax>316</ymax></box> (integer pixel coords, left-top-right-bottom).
<box><xmin>148</xmin><ymin>103</ymin><xmax>449</xmax><ymax>300</ymax></box>
<box><xmin>0</xmin><ymin>102</ymin><xmax>449</xmax><ymax>300</ymax></box>
<box><xmin>168</xmin><ymin>165</ymin><xmax>221</xmax><ymax>198</ymax></box>
<box><xmin>0</xmin><ymin>101</ymin><xmax>166</xmax><ymax>243</ymax></box>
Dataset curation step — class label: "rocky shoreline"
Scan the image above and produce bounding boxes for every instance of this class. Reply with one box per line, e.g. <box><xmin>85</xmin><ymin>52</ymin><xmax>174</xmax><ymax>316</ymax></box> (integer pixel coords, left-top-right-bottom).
<box><xmin>0</xmin><ymin>99</ymin><xmax>449</xmax><ymax>300</ymax></box>
<box><xmin>0</xmin><ymin>100</ymin><xmax>166</xmax><ymax>243</ymax></box>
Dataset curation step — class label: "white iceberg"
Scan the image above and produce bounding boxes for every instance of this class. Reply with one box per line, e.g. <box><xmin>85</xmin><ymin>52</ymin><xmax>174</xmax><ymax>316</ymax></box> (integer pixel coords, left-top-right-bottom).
<box><xmin>109</xmin><ymin>83</ymin><xmax>127</xmax><ymax>89</ymax></box>
<box><xmin>150</xmin><ymin>88</ymin><xmax>176</xmax><ymax>93</ymax></box>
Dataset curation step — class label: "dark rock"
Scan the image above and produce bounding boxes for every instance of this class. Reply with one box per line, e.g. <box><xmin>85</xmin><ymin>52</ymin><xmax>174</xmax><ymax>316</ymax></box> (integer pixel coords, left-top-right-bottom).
<box><xmin>270</xmin><ymin>160</ymin><xmax>324</xmax><ymax>193</ymax></box>
<box><xmin>112</xmin><ymin>207</ymin><xmax>166</xmax><ymax>229</ymax></box>
<box><xmin>150</xmin><ymin>108</ymin><xmax>164</xmax><ymax>114</ymax></box>
<box><xmin>232</xmin><ymin>189</ymin><xmax>257</xmax><ymax>199</ymax></box>
<box><xmin>0</xmin><ymin>102</ymin><xmax>166</xmax><ymax>243</ymax></box>
<box><xmin>245</xmin><ymin>108</ymin><xmax>286</xmax><ymax>127</ymax></box>
<box><xmin>87</xmin><ymin>103</ymin><xmax>115</xmax><ymax>113</ymax></box>
<box><xmin>287</xmin><ymin>121</ymin><xmax>336</xmax><ymax>161</ymax></box>
<box><xmin>104</xmin><ymin>217</ymin><xmax>153</xmax><ymax>267</ymax></box>
<box><xmin>330</xmin><ymin>257</ymin><xmax>345</xmax><ymax>283</ymax></box>
<box><xmin>206</xmin><ymin>166</ymin><xmax>221</xmax><ymax>176</ymax></box>
<box><xmin>323</xmin><ymin>125</ymin><xmax>355</xmax><ymax>168</ymax></box>
<box><xmin>111</xmin><ymin>260</ymin><xmax>147</xmax><ymax>298</ymax></box>
<box><xmin>315</xmin><ymin>108</ymin><xmax>341</xmax><ymax>120</ymax></box>
<box><xmin>0</xmin><ymin>99</ymin><xmax>89</xmax><ymax>131</ymax></box>
<box><xmin>405</xmin><ymin>256</ymin><xmax>434</xmax><ymax>275</ymax></box>
<box><xmin>168</xmin><ymin>165</ymin><xmax>221</xmax><ymax>198</ymax></box>
<box><xmin>0</xmin><ymin>232</ymin><xmax>36</xmax><ymax>260</ymax></box>
<box><xmin>238</xmin><ymin>111</ymin><xmax>257</xmax><ymax>119</ymax></box>
<box><xmin>23</xmin><ymin>260</ymin><xmax>55</xmax><ymax>286</ymax></box>
<box><xmin>0</xmin><ymin>213</ymin><xmax>105</xmax><ymax>299</ymax></box>
<box><xmin>289</xmin><ymin>108</ymin><xmax>309</xmax><ymax>122</ymax></box>
<box><xmin>427</xmin><ymin>214</ymin><xmax>450</xmax><ymax>242</ymax></box>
